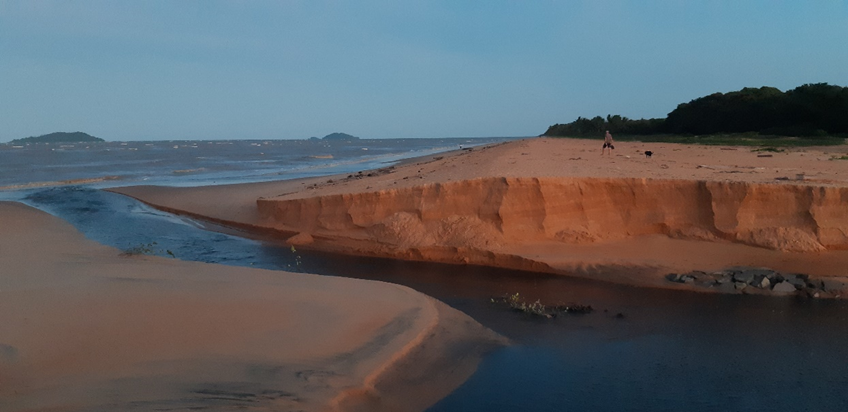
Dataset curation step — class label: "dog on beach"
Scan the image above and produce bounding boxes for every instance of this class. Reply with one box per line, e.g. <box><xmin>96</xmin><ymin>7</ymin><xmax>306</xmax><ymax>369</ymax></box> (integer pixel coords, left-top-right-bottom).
<box><xmin>644</xmin><ymin>150</ymin><xmax>653</xmax><ymax>158</ymax></box>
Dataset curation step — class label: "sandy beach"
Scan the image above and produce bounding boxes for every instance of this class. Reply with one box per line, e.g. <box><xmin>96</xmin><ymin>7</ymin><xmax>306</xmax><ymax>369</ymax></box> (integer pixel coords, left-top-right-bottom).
<box><xmin>112</xmin><ymin>137</ymin><xmax>848</xmax><ymax>293</ymax></box>
<box><xmin>0</xmin><ymin>201</ymin><xmax>504</xmax><ymax>412</ymax></box>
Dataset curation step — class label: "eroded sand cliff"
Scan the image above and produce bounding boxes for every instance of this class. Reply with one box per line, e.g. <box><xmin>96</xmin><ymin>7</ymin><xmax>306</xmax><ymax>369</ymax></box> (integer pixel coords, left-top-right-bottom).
<box><xmin>258</xmin><ymin>177</ymin><xmax>848</xmax><ymax>253</ymax></box>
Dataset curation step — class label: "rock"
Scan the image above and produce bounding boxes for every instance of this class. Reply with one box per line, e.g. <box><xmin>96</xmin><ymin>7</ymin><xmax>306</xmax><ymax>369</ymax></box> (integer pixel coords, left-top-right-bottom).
<box><xmin>733</xmin><ymin>271</ymin><xmax>756</xmax><ymax>284</ymax></box>
<box><xmin>749</xmin><ymin>269</ymin><xmax>776</xmax><ymax>277</ymax></box>
<box><xmin>698</xmin><ymin>278</ymin><xmax>717</xmax><ymax>287</ymax></box>
<box><xmin>802</xmin><ymin>288</ymin><xmax>822</xmax><ymax>298</ymax></box>
<box><xmin>665</xmin><ymin>273</ymin><xmax>681</xmax><ymax>282</ymax></box>
<box><xmin>732</xmin><ymin>268</ymin><xmax>778</xmax><ymax>285</ymax></box>
<box><xmin>663</xmin><ymin>266</ymin><xmax>832</xmax><ymax>297</ymax></box>
<box><xmin>772</xmin><ymin>282</ymin><xmax>797</xmax><ymax>293</ymax></box>
<box><xmin>784</xmin><ymin>274</ymin><xmax>808</xmax><ymax>288</ymax></box>
<box><xmin>822</xmin><ymin>279</ymin><xmax>848</xmax><ymax>293</ymax></box>
<box><xmin>682</xmin><ymin>271</ymin><xmax>716</xmax><ymax>286</ymax></box>
<box><xmin>806</xmin><ymin>280</ymin><xmax>825</xmax><ymax>290</ymax></box>
<box><xmin>765</xmin><ymin>272</ymin><xmax>784</xmax><ymax>283</ymax></box>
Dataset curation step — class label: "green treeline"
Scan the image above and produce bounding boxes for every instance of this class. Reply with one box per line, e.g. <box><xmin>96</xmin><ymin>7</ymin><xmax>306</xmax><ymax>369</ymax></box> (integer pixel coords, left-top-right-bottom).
<box><xmin>543</xmin><ymin>83</ymin><xmax>848</xmax><ymax>138</ymax></box>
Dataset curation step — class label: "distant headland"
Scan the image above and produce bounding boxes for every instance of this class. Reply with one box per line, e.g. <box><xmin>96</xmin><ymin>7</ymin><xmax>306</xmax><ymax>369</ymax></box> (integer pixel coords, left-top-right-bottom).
<box><xmin>7</xmin><ymin>132</ymin><xmax>104</xmax><ymax>145</ymax></box>
<box><xmin>309</xmin><ymin>132</ymin><xmax>360</xmax><ymax>141</ymax></box>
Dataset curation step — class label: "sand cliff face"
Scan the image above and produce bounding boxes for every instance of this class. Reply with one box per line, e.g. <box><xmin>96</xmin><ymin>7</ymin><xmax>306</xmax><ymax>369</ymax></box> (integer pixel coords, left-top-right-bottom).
<box><xmin>257</xmin><ymin>177</ymin><xmax>848</xmax><ymax>253</ymax></box>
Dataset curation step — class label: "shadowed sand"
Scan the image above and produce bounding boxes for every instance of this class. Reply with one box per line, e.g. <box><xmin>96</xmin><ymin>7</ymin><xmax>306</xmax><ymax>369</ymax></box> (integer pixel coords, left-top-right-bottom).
<box><xmin>0</xmin><ymin>202</ymin><xmax>505</xmax><ymax>412</ymax></box>
<box><xmin>111</xmin><ymin>138</ymin><xmax>848</xmax><ymax>292</ymax></box>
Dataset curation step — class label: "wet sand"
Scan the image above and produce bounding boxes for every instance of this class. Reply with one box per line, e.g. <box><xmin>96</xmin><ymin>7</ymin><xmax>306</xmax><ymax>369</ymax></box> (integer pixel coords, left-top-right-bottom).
<box><xmin>0</xmin><ymin>201</ymin><xmax>504</xmax><ymax>412</ymax></box>
<box><xmin>111</xmin><ymin>138</ymin><xmax>848</xmax><ymax>292</ymax></box>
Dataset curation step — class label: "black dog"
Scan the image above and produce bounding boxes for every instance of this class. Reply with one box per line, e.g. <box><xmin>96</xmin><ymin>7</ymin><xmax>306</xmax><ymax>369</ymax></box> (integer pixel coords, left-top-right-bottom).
<box><xmin>644</xmin><ymin>150</ymin><xmax>653</xmax><ymax>158</ymax></box>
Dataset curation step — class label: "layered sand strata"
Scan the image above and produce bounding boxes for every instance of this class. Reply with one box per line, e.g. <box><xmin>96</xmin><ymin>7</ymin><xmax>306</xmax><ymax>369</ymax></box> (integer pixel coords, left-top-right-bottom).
<box><xmin>0</xmin><ymin>202</ymin><xmax>504</xmax><ymax>412</ymax></box>
<box><xmin>112</xmin><ymin>138</ymin><xmax>848</xmax><ymax>292</ymax></box>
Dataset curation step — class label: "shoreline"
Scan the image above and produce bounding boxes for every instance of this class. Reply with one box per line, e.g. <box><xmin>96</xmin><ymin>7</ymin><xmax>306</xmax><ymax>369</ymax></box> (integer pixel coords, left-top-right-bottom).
<box><xmin>0</xmin><ymin>201</ymin><xmax>505</xmax><ymax>412</ymax></box>
<box><xmin>109</xmin><ymin>137</ymin><xmax>848</xmax><ymax>297</ymax></box>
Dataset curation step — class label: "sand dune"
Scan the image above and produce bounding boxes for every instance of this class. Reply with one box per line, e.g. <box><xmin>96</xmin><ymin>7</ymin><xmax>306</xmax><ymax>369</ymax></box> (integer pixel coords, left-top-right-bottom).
<box><xmin>0</xmin><ymin>202</ymin><xmax>504</xmax><ymax>412</ymax></box>
<box><xmin>111</xmin><ymin>137</ymin><xmax>848</xmax><ymax>291</ymax></box>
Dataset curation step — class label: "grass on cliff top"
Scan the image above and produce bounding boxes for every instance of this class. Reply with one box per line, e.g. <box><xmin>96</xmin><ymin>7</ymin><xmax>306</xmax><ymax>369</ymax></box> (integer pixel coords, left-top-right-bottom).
<box><xmin>549</xmin><ymin>133</ymin><xmax>846</xmax><ymax>148</ymax></box>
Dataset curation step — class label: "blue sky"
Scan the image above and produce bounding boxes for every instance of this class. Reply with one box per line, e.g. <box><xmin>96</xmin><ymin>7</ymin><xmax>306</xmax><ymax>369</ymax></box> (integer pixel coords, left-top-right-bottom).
<box><xmin>1</xmin><ymin>0</ymin><xmax>846</xmax><ymax>141</ymax></box>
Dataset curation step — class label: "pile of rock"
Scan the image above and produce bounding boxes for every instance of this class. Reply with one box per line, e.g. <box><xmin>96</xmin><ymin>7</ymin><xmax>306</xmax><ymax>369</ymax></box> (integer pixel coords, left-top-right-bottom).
<box><xmin>665</xmin><ymin>267</ymin><xmax>845</xmax><ymax>298</ymax></box>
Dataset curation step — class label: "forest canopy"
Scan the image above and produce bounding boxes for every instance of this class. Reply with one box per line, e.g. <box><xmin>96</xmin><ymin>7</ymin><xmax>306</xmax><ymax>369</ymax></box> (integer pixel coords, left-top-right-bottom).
<box><xmin>543</xmin><ymin>83</ymin><xmax>848</xmax><ymax>138</ymax></box>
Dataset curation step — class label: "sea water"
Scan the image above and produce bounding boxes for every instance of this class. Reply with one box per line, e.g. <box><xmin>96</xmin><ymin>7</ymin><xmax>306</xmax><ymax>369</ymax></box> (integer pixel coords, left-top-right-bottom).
<box><xmin>3</xmin><ymin>137</ymin><xmax>848</xmax><ymax>411</ymax></box>
<box><xmin>0</xmin><ymin>137</ymin><xmax>507</xmax><ymax>190</ymax></box>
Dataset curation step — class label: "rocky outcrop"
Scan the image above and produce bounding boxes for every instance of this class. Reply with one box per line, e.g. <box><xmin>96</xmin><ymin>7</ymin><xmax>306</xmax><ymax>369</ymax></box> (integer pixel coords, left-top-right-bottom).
<box><xmin>257</xmin><ymin>177</ymin><xmax>848</xmax><ymax>253</ymax></box>
<box><xmin>665</xmin><ymin>267</ymin><xmax>848</xmax><ymax>297</ymax></box>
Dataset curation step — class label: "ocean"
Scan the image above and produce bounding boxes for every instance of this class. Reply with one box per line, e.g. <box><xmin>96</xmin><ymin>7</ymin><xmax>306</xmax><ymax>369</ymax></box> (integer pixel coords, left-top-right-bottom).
<box><xmin>0</xmin><ymin>137</ymin><xmax>507</xmax><ymax>190</ymax></box>
<box><xmin>3</xmin><ymin>137</ymin><xmax>848</xmax><ymax>411</ymax></box>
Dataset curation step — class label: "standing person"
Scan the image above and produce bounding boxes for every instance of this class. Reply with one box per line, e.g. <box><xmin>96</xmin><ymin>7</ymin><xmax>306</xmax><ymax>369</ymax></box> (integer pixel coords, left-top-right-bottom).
<box><xmin>601</xmin><ymin>130</ymin><xmax>615</xmax><ymax>155</ymax></box>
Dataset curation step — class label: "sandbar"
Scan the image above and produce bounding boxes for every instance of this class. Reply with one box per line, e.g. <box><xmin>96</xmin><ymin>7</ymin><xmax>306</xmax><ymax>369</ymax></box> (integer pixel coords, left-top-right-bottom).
<box><xmin>0</xmin><ymin>201</ymin><xmax>504</xmax><ymax>411</ymax></box>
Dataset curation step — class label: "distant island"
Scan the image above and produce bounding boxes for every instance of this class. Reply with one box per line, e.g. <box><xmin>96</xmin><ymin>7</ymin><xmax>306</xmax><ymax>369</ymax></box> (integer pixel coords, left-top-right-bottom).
<box><xmin>312</xmin><ymin>132</ymin><xmax>359</xmax><ymax>141</ymax></box>
<box><xmin>543</xmin><ymin>83</ymin><xmax>848</xmax><ymax>140</ymax></box>
<box><xmin>8</xmin><ymin>132</ymin><xmax>104</xmax><ymax>145</ymax></box>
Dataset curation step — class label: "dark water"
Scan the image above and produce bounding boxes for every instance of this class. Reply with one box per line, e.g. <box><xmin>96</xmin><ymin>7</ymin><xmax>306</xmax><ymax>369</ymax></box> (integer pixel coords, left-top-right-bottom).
<box><xmin>432</xmin><ymin>293</ymin><xmax>848</xmax><ymax>412</ymax></box>
<box><xmin>4</xmin><ymin>138</ymin><xmax>848</xmax><ymax>411</ymax></box>
<box><xmin>15</xmin><ymin>186</ymin><xmax>848</xmax><ymax>412</ymax></box>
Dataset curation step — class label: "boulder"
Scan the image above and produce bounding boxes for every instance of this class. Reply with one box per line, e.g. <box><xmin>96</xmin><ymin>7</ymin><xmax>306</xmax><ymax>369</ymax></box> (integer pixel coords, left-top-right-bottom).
<box><xmin>766</xmin><ymin>272</ymin><xmax>784</xmax><ymax>283</ymax></box>
<box><xmin>784</xmin><ymin>274</ymin><xmax>808</xmax><ymax>288</ymax></box>
<box><xmin>733</xmin><ymin>271</ymin><xmax>756</xmax><ymax>284</ymax></box>
<box><xmin>731</xmin><ymin>267</ymin><xmax>778</xmax><ymax>284</ymax></box>
<box><xmin>753</xmin><ymin>276</ymin><xmax>771</xmax><ymax>289</ymax></box>
<box><xmin>698</xmin><ymin>278</ymin><xmax>718</xmax><ymax>287</ymax></box>
<box><xmin>822</xmin><ymin>279</ymin><xmax>848</xmax><ymax>293</ymax></box>
<box><xmin>748</xmin><ymin>269</ymin><xmax>776</xmax><ymax>278</ymax></box>
<box><xmin>772</xmin><ymin>282</ymin><xmax>797</xmax><ymax>293</ymax></box>
<box><xmin>806</xmin><ymin>280</ymin><xmax>825</xmax><ymax>290</ymax></box>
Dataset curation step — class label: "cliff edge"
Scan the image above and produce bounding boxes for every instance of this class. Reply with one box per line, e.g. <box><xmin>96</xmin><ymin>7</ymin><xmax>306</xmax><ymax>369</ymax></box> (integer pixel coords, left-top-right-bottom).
<box><xmin>258</xmin><ymin>177</ymin><xmax>848</xmax><ymax>254</ymax></box>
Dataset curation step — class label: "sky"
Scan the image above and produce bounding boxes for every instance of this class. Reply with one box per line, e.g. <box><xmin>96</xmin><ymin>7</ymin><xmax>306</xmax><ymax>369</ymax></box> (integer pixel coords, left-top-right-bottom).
<box><xmin>1</xmin><ymin>0</ymin><xmax>847</xmax><ymax>142</ymax></box>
